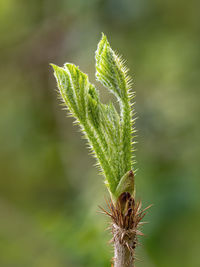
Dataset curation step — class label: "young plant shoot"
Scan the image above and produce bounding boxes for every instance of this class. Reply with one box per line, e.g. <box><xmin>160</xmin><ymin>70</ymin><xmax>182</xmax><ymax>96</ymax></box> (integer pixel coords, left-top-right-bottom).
<box><xmin>51</xmin><ymin>34</ymin><xmax>150</xmax><ymax>267</ymax></box>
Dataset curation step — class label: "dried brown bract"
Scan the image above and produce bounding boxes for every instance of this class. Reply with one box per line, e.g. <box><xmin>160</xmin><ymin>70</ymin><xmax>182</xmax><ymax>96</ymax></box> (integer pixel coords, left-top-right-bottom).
<box><xmin>100</xmin><ymin>193</ymin><xmax>152</xmax><ymax>266</ymax></box>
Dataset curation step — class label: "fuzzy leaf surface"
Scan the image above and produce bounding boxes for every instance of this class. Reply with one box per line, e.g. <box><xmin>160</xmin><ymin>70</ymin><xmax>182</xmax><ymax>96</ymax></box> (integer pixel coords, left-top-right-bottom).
<box><xmin>51</xmin><ymin>34</ymin><xmax>136</xmax><ymax>199</ymax></box>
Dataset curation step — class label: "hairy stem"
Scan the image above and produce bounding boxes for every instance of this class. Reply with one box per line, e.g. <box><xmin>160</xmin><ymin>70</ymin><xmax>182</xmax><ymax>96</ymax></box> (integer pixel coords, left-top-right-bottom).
<box><xmin>114</xmin><ymin>228</ymin><xmax>135</xmax><ymax>267</ymax></box>
<box><xmin>101</xmin><ymin>192</ymin><xmax>151</xmax><ymax>267</ymax></box>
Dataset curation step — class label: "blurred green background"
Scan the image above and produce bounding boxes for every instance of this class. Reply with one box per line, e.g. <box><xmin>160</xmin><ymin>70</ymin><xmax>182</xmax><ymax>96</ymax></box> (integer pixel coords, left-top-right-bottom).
<box><xmin>0</xmin><ymin>0</ymin><xmax>200</xmax><ymax>266</ymax></box>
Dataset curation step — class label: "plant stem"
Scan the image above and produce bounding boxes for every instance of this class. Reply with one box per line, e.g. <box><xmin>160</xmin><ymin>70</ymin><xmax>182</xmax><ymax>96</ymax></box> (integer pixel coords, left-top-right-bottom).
<box><xmin>114</xmin><ymin>231</ymin><xmax>135</xmax><ymax>267</ymax></box>
<box><xmin>101</xmin><ymin>192</ymin><xmax>150</xmax><ymax>267</ymax></box>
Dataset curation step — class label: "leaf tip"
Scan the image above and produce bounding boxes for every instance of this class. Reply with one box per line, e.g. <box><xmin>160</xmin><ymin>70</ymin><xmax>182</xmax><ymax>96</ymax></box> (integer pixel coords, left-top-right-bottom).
<box><xmin>49</xmin><ymin>63</ymin><xmax>58</xmax><ymax>71</ymax></box>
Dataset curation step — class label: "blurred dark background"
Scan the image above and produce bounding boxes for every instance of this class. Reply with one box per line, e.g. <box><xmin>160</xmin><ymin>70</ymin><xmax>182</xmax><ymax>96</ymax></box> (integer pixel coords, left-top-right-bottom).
<box><xmin>0</xmin><ymin>0</ymin><xmax>200</xmax><ymax>266</ymax></box>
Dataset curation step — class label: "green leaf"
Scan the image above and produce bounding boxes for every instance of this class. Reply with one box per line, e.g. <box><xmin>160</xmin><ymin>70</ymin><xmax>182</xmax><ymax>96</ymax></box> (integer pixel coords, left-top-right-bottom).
<box><xmin>96</xmin><ymin>33</ymin><xmax>128</xmax><ymax>100</ymax></box>
<box><xmin>95</xmin><ymin>33</ymin><xmax>135</xmax><ymax>176</ymax></box>
<box><xmin>51</xmin><ymin>33</ymin><xmax>136</xmax><ymax>201</ymax></box>
<box><xmin>51</xmin><ymin>63</ymin><xmax>117</xmax><ymax>193</ymax></box>
<box><xmin>115</xmin><ymin>170</ymin><xmax>135</xmax><ymax>202</ymax></box>
<box><xmin>87</xmin><ymin>84</ymin><xmax>100</xmax><ymax>128</ymax></box>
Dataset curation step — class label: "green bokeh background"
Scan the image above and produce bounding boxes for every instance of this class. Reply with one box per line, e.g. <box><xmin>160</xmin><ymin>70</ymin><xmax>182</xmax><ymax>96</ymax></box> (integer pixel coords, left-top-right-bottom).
<box><xmin>0</xmin><ymin>0</ymin><xmax>199</xmax><ymax>266</ymax></box>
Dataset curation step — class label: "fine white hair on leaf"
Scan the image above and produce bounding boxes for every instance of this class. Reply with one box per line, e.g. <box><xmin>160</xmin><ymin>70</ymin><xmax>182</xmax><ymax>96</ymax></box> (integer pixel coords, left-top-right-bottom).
<box><xmin>51</xmin><ymin>34</ymin><xmax>137</xmax><ymax>199</ymax></box>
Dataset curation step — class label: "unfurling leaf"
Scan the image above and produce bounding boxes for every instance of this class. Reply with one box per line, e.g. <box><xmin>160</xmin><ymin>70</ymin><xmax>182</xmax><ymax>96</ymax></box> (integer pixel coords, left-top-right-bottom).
<box><xmin>51</xmin><ymin>33</ymin><xmax>136</xmax><ymax>201</ymax></box>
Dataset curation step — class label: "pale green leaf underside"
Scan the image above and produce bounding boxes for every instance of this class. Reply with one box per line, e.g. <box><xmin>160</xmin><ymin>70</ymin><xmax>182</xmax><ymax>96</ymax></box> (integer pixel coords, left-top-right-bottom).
<box><xmin>51</xmin><ymin>34</ymin><xmax>136</xmax><ymax>198</ymax></box>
